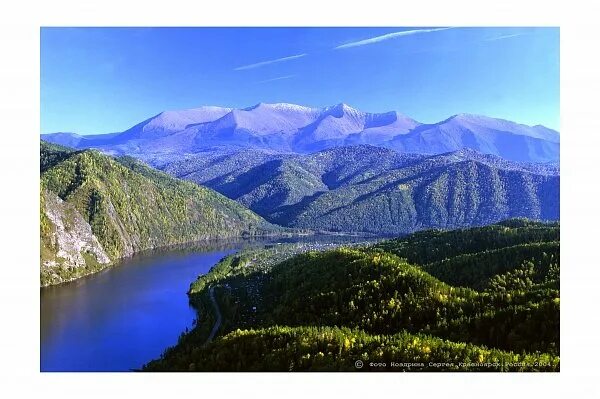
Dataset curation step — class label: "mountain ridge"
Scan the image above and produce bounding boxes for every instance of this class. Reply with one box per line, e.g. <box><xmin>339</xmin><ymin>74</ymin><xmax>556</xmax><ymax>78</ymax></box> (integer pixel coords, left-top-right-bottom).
<box><xmin>40</xmin><ymin>140</ymin><xmax>277</xmax><ymax>286</ymax></box>
<box><xmin>161</xmin><ymin>145</ymin><xmax>559</xmax><ymax>234</ymax></box>
<box><xmin>41</xmin><ymin>102</ymin><xmax>559</xmax><ymax>163</ymax></box>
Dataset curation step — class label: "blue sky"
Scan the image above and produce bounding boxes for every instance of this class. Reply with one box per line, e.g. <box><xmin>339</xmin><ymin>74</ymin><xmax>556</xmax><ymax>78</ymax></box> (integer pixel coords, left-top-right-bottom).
<box><xmin>41</xmin><ymin>27</ymin><xmax>559</xmax><ymax>134</ymax></box>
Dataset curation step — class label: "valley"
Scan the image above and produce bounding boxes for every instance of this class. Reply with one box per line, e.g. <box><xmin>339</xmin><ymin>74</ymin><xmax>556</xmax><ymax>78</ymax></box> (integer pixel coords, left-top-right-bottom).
<box><xmin>35</xmin><ymin>25</ymin><xmax>563</xmax><ymax>379</ymax></box>
<box><xmin>40</xmin><ymin>141</ymin><xmax>278</xmax><ymax>286</ymax></box>
<box><xmin>40</xmin><ymin>103</ymin><xmax>560</xmax><ymax>372</ymax></box>
<box><xmin>41</xmin><ymin>235</ymin><xmax>364</xmax><ymax>371</ymax></box>
<box><xmin>40</xmin><ymin>102</ymin><xmax>560</xmax><ymax>239</ymax></box>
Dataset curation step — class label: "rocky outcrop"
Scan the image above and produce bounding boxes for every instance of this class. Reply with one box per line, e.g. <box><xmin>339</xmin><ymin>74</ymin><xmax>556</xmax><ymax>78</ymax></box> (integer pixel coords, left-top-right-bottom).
<box><xmin>41</xmin><ymin>190</ymin><xmax>111</xmax><ymax>286</ymax></box>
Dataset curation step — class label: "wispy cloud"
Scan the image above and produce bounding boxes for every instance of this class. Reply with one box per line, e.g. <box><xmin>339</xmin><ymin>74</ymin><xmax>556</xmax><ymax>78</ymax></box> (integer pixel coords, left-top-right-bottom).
<box><xmin>483</xmin><ymin>33</ymin><xmax>526</xmax><ymax>42</ymax></box>
<box><xmin>234</xmin><ymin>54</ymin><xmax>307</xmax><ymax>71</ymax></box>
<box><xmin>256</xmin><ymin>75</ymin><xmax>296</xmax><ymax>84</ymax></box>
<box><xmin>334</xmin><ymin>27</ymin><xmax>453</xmax><ymax>50</ymax></box>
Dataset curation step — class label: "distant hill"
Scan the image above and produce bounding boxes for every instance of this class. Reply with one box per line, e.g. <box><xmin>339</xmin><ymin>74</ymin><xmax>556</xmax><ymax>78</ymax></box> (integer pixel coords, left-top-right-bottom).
<box><xmin>41</xmin><ymin>102</ymin><xmax>559</xmax><ymax>163</ymax></box>
<box><xmin>162</xmin><ymin>145</ymin><xmax>560</xmax><ymax>234</ymax></box>
<box><xmin>40</xmin><ymin>141</ymin><xmax>275</xmax><ymax>286</ymax></box>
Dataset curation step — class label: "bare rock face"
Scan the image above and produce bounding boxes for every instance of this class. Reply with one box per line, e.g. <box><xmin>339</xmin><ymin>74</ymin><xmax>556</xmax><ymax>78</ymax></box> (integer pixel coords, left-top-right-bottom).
<box><xmin>41</xmin><ymin>190</ymin><xmax>111</xmax><ymax>284</ymax></box>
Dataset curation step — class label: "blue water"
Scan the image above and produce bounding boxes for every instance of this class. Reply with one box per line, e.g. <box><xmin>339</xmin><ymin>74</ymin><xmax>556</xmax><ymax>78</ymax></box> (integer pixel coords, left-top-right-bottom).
<box><xmin>40</xmin><ymin>236</ymin><xmax>372</xmax><ymax>372</ymax></box>
<box><xmin>40</xmin><ymin>243</ymin><xmax>239</xmax><ymax>372</ymax></box>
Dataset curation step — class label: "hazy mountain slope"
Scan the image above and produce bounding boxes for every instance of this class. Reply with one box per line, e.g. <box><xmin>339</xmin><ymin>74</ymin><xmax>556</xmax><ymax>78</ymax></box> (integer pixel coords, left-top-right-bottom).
<box><xmin>41</xmin><ymin>132</ymin><xmax>121</xmax><ymax>148</ymax></box>
<box><xmin>276</xmin><ymin>159</ymin><xmax>558</xmax><ymax>233</ymax></box>
<box><xmin>40</xmin><ymin>141</ymin><xmax>275</xmax><ymax>285</ymax></box>
<box><xmin>194</xmin><ymin>103</ymin><xmax>321</xmax><ymax>140</ymax></box>
<box><xmin>290</xmin><ymin>104</ymin><xmax>420</xmax><ymax>152</ymax></box>
<box><xmin>345</xmin><ymin>111</ymin><xmax>421</xmax><ymax>145</ymax></box>
<box><xmin>41</xmin><ymin>103</ymin><xmax>559</xmax><ymax>162</ymax></box>
<box><xmin>163</xmin><ymin>146</ymin><xmax>423</xmax><ymax>211</ymax></box>
<box><xmin>110</xmin><ymin>106</ymin><xmax>234</xmax><ymax>142</ymax></box>
<box><xmin>385</xmin><ymin>114</ymin><xmax>560</xmax><ymax>162</ymax></box>
<box><xmin>40</xmin><ymin>132</ymin><xmax>88</xmax><ymax>148</ymax></box>
<box><xmin>162</xmin><ymin>145</ymin><xmax>559</xmax><ymax>234</ymax></box>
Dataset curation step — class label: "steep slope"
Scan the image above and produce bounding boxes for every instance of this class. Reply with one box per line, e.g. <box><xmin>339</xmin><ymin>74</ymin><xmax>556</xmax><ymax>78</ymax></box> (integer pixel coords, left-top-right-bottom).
<box><xmin>41</xmin><ymin>132</ymin><xmax>120</xmax><ymax>148</ymax></box>
<box><xmin>40</xmin><ymin>141</ymin><xmax>275</xmax><ymax>286</ymax></box>
<box><xmin>163</xmin><ymin>146</ymin><xmax>423</xmax><ymax>217</ymax></box>
<box><xmin>145</xmin><ymin>221</ymin><xmax>559</xmax><ymax>371</ymax></box>
<box><xmin>293</xmin><ymin>104</ymin><xmax>420</xmax><ymax>152</ymax></box>
<box><xmin>375</xmin><ymin>219</ymin><xmax>559</xmax><ymax>289</ymax></box>
<box><xmin>345</xmin><ymin>111</ymin><xmax>421</xmax><ymax>145</ymax></box>
<box><xmin>113</xmin><ymin>106</ymin><xmax>233</xmax><ymax>142</ymax></box>
<box><xmin>281</xmin><ymin>157</ymin><xmax>558</xmax><ymax>233</ymax></box>
<box><xmin>162</xmin><ymin>145</ymin><xmax>559</xmax><ymax>234</ymax></box>
<box><xmin>40</xmin><ymin>132</ymin><xmax>88</xmax><ymax>148</ymax></box>
<box><xmin>41</xmin><ymin>189</ymin><xmax>111</xmax><ymax>285</ymax></box>
<box><xmin>40</xmin><ymin>140</ymin><xmax>75</xmax><ymax>172</ymax></box>
<box><xmin>42</xmin><ymin>103</ymin><xmax>559</xmax><ymax>163</ymax></box>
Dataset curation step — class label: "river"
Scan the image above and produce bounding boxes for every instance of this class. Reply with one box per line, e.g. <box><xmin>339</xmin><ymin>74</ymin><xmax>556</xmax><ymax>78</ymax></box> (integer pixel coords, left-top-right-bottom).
<box><xmin>40</xmin><ymin>235</ymin><xmax>370</xmax><ymax>371</ymax></box>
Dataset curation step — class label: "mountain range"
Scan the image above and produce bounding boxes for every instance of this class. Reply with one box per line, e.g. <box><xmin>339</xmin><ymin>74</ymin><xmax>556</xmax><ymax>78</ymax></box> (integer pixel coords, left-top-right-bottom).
<box><xmin>42</xmin><ymin>102</ymin><xmax>560</xmax><ymax>163</ymax></box>
<box><xmin>39</xmin><ymin>102</ymin><xmax>560</xmax><ymax>283</ymax></box>
<box><xmin>162</xmin><ymin>145</ymin><xmax>559</xmax><ymax>234</ymax></box>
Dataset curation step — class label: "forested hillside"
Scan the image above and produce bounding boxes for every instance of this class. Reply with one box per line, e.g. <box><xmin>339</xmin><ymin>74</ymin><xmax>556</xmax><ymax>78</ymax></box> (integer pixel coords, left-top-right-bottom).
<box><xmin>162</xmin><ymin>146</ymin><xmax>559</xmax><ymax>234</ymax></box>
<box><xmin>40</xmin><ymin>141</ymin><xmax>74</xmax><ymax>172</ymax></box>
<box><xmin>375</xmin><ymin>219</ymin><xmax>559</xmax><ymax>289</ymax></box>
<box><xmin>156</xmin><ymin>326</ymin><xmax>557</xmax><ymax>371</ymax></box>
<box><xmin>145</xmin><ymin>220</ymin><xmax>560</xmax><ymax>371</ymax></box>
<box><xmin>40</xmin><ymin>141</ymin><xmax>276</xmax><ymax>286</ymax></box>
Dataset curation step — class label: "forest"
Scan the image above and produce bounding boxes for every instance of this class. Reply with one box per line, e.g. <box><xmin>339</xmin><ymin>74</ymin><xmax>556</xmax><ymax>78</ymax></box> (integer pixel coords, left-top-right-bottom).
<box><xmin>40</xmin><ymin>141</ymin><xmax>276</xmax><ymax>285</ymax></box>
<box><xmin>144</xmin><ymin>220</ymin><xmax>560</xmax><ymax>371</ymax></box>
<box><xmin>160</xmin><ymin>145</ymin><xmax>559</xmax><ymax>235</ymax></box>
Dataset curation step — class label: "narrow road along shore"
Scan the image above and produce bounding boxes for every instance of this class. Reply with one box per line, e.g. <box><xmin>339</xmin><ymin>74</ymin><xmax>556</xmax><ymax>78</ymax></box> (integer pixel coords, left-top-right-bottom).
<box><xmin>206</xmin><ymin>286</ymin><xmax>222</xmax><ymax>344</ymax></box>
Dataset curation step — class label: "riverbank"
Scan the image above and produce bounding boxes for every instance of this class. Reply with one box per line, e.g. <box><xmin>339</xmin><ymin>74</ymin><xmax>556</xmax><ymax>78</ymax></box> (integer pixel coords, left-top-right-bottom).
<box><xmin>143</xmin><ymin>221</ymin><xmax>560</xmax><ymax>372</ymax></box>
<box><xmin>40</xmin><ymin>229</ymin><xmax>318</xmax><ymax>287</ymax></box>
<box><xmin>42</xmin><ymin>235</ymin><xmax>370</xmax><ymax>371</ymax></box>
<box><xmin>143</xmin><ymin>239</ymin><xmax>378</xmax><ymax>369</ymax></box>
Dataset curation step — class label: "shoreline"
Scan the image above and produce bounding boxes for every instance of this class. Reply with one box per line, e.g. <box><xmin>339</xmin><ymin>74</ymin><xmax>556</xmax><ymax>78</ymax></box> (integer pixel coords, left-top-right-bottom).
<box><xmin>40</xmin><ymin>230</ymin><xmax>381</xmax><ymax>288</ymax></box>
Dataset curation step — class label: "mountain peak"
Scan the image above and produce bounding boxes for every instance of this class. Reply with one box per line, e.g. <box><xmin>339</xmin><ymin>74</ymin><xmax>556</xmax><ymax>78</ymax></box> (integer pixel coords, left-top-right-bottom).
<box><xmin>447</xmin><ymin>113</ymin><xmax>490</xmax><ymax>122</ymax></box>
<box><xmin>244</xmin><ymin>102</ymin><xmax>319</xmax><ymax>113</ymax></box>
<box><xmin>332</xmin><ymin>102</ymin><xmax>357</xmax><ymax>111</ymax></box>
<box><xmin>41</xmin><ymin>102</ymin><xmax>559</xmax><ymax>163</ymax></box>
<box><xmin>322</xmin><ymin>103</ymin><xmax>363</xmax><ymax>118</ymax></box>
<box><xmin>447</xmin><ymin>113</ymin><xmax>557</xmax><ymax>132</ymax></box>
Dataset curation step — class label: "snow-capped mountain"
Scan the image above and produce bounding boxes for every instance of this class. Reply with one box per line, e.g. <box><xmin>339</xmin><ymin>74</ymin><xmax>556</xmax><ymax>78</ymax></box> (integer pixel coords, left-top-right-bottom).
<box><xmin>385</xmin><ymin>113</ymin><xmax>560</xmax><ymax>162</ymax></box>
<box><xmin>41</xmin><ymin>102</ymin><xmax>559</xmax><ymax>163</ymax></box>
<box><xmin>113</xmin><ymin>106</ymin><xmax>233</xmax><ymax>142</ymax></box>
